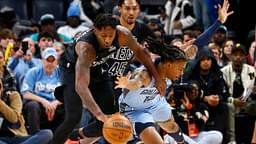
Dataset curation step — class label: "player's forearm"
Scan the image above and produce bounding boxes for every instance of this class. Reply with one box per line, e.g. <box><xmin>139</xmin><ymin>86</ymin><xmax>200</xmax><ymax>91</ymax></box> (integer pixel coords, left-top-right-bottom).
<box><xmin>125</xmin><ymin>79</ymin><xmax>143</xmax><ymax>90</ymax></box>
<box><xmin>75</xmin><ymin>75</ymin><xmax>103</xmax><ymax>119</ymax></box>
<box><xmin>136</xmin><ymin>50</ymin><xmax>160</xmax><ymax>81</ymax></box>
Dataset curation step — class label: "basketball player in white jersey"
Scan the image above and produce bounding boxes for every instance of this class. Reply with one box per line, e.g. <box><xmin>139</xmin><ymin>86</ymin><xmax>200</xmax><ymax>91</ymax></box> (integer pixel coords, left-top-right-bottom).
<box><xmin>115</xmin><ymin>38</ymin><xmax>189</xmax><ymax>144</ymax></box>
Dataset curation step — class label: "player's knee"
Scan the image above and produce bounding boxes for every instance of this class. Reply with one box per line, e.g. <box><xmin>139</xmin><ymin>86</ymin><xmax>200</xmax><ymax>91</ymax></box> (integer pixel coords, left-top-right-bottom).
<box><xmin>163</xmin><ymin>120</ymin><xmax>179</xmax><ymax>133</ymax></box>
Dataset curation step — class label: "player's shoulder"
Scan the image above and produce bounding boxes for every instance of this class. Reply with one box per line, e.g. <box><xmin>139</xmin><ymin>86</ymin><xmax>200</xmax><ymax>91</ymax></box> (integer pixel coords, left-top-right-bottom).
<box><xmin>116</xmin><ymin>25</ymin><xmax>131</xmax><ymax>36</ymax></box>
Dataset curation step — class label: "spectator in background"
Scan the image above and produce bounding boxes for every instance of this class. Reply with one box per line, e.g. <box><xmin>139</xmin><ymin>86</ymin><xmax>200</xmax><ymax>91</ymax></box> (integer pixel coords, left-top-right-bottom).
<box><xmin>22</xmin><ymin>37</ymin><xmax>37</xmax><ymax>56</ymax></box>
<box><xmin>252</xmin><ymin>122</ymin><xmax>256</xmax><ymax>144</ymax></box>
<box><xmin>221</xmin><ymin>44</ymin><xmax>256</xmax><ymax>144</ymax></box>
<box><xmin>21</xmin><ymin>48</ymin><xmax>63</xmax><ymax>134</ymax></box>
<box><xmin>71</xmin><ymin>0</ymin><xmax>93</xmax><ymax>27</ymax></box>
<box><xmin>163</xmin><ymin>0</ymin><xmax>196</xmax><ymax>36</ymax></box>
<box><xmin>172</xmin><ymin>81</ymin><xmax>223</xmax><ymax>144</ymax></box>
<box><xmin>248</xmin><ymin>41</ymin><xmax>256</xmax><ymax>67</ymax></box>
<box><xmin>52</xmin><ymin>41</ymin><xmax>65</xmax><ymax>57</ymax></box>
<box><xmin>220</xmin><ymin>39</ymin><xmax>236</xmax><ymax>67</ymax></box>
<box><xmin>0</xmin><ymin>79</ymin><xmax>53</xmax><ymax>144</ymax></box>
<box><xmin>212</xmin><ymin>25</ymin><xmax>228</xmax><ymax>48</ymax></box>
<box><xmin>248</xmin><ymin>26</ymin><xmax>256</xmax><ymax>66</ymax></box>
<box><xmin>30</xmin><ymin>14</ymin><xmax>72</xmax><ymax>44</ymax></box>
<box><xmin>79</xmin><ymin>0</ymin><xmax>104</xmax><ymax>22</ymax></box>
<box><xmin>0</xmin><ymin>50</ymin><xmax>18</xmax><ymax>92</ymax></box>
<box><xmin>34</xmin><ymin>31</ymin><xmax>54</xmax><ymax>59</ymax></box>
<box><xmin>103</xmin><ymin>0</ymin><xmax>119</xmax><ymax>14</ymax></box>
<box><xmin>8</xmin><ymin>38</ymin><xmax>42</xmax><ymax>88</ymax></box>
<box><xmin>192</xmin><ymin>0</ymin><xmax>211</xmax><ymax>30</ymax></box>
<box><xmin>208</xmin><ymin>42</ymin><xmax>222</xmax><ymax>66</ymax></box>
<box><xmin>146</xmin><ymin>18</ymin><xmax>164</xmax><ymax>41</ymax></box>
<box><xmin>183</xmin><ymin>47</ymin><xmax>229</xmax><ymax>142</ymax></box>
<box><xmin>0</xmin><ymin>29</ymin><xmax>16</xmax><ymax>54</ymax></box>
<box><xmin>0</xmin><ymin>7</ymin><xmax>17</xmax><ymax>30</ymax></box>
<box><xmin>57</xmin><ymin>2</ymin><xmax>89</xmax><ymax>39</ymax></box>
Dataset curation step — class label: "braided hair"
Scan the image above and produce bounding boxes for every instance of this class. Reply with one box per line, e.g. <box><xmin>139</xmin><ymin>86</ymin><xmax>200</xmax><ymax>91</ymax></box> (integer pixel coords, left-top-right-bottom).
<box><xmin>145</xmin><ymin>37</ymin><xmax>187</xmax><ymax>62</ymax></box>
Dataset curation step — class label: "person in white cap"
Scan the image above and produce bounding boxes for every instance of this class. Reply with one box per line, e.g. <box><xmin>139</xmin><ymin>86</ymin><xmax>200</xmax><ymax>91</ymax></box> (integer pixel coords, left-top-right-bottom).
<box><xmin>21</xmin><ymin>47</ymin><xmax>63</xmax><ymax>134</ymax></box>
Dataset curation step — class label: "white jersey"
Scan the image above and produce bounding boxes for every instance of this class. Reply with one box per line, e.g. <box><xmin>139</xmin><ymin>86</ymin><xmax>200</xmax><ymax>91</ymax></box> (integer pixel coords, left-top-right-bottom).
<box><xmin>119</xmin><ymin>77</ymin><xmax>174</xmax><ymax>135</ymax></box>
<box><xmin>119</xmin><ymin>78</ymin><xmax>161</xmax><ymax>109</ymax></box>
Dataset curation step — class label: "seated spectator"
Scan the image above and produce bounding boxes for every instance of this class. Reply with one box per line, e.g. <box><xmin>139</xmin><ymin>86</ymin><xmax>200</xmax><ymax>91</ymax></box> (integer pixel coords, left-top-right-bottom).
<box><xmin>208</xmin><ymin>42</ymin><xmax>222</xmax><ymax>66</ymax></box>
<box><xmin>0</xmin><ymin>50</ymin><xmax>17</xmax><ymax>92</ymax></box>
<box><xmin>183</xmin><ymin>47</ymin><xmax>229</xmax><ymax>142</ymax></box>
<box><xmin>57</xmin><ymin>2</ymin><xmax>89</xmax><ymax>39</ymax></box>
<box><xmin>30</xmin><ymin>14</ymin><xmax>72</xmax><ymax>44</ymax></box>
<box><xmin>248</xmin><ymin>41</ymin><xmax>256</xmax><ymax>67</ymax></box>
<box><xmin>0</xmin><ymin>79</ymin><xmax>52</xmax><ymax>144</ymax></box>
<box><xmin>8</xmin><ymin>39</ymin><xmax>41</xmax><ymax>87</ymax></box>
<box><xmin>22</xmin><ymin>37</ymin><xmax>37</xmax><ymax>57</ymax></box>
<box><xmin>21</xmin><ymin>48</ymin><xmax>63</xmax><ymax>134</ymax></box>
<box><xmin>211</xmin><ymin>25</ymin><xmax>228</xmax><ymax>48</ymax></box>
<box><xmin>34</xmin><ymin>31</ymin><xmax>54</xmax><ymax>59</ymax></box>
<box><xmin>220</xmin><ymin>39</ymin><xmax>236</xmax><ymax>67</ymax></box>
<box><xmin>172</xmin><ymin>80</ymin><xmax>223</xmax><ymax>144</ymax></box>
<box><xmin>52</xmin><ymin>41</ymin><xmax>65</xmax><ymax>57</ymax></box>
<box><xmin>221</xmin><ymin>44</ymin><xmax>256</xmax><ymax>144</ymax></box>
<box><xmin>0</xmin><ymin>28</ymin><xmax>16</xmax><ymax>58</ymax></box>
<box><xmin>71</xmin><ymin>0</ymin><xmax>93</xmax><ymax>27</ymax></box>
<box><xmin>146</xmin><ymin>18</ymin><xmax>164</xmax><ymax>40</ymax></box>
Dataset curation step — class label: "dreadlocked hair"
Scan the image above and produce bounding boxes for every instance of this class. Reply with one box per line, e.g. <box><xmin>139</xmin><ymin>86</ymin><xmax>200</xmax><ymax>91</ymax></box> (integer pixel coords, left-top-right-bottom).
<box><xmin>145</xmin><ymin>37</ymin><xmax>187</xmax><ymax>61</ymax></box>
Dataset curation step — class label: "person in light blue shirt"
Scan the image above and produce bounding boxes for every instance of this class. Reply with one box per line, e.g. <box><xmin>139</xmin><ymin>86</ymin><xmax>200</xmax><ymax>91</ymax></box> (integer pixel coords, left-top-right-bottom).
<box><xmin>8</xmin><ymin>49</ymin><xmax>42</xmax><ymax>88</ymax></box>
<box><xmin>21</xmin><ymin>47</ymin><xmax>63</xmax><ymax>134</ymax></box>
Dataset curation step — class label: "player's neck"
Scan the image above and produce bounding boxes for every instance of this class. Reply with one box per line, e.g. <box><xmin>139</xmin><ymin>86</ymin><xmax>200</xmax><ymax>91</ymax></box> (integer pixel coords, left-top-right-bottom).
<box><xmin>157</xmin><ymin>64</ymin><xmax>166</xmax><ymax>80</ymax></box>
<box><xmin>120</xmin><ymin>19</ymin><xmax>135</xmax><ymax>31</ymax></box>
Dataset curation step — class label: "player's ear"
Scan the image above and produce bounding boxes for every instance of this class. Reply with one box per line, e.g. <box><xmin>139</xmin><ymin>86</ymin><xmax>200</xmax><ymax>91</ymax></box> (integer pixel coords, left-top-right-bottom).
<box><xmin>168</xmin><ymin>63</ymin><xmax>173</xmax><ymax>68</ymax></box>
<box><xmin>92</xmin><ymin>26</ymin><xmax>96</xmax><ymax>32</ymax></box>
<box><xmin>164</xmin><ymin>61</ymin><xmax>173</xmax><ymax>68</ymax></box>
<box><xmin>118</xmin><ymin>6</ymin><xmax>122</xmax><ymax>13</ymax></box>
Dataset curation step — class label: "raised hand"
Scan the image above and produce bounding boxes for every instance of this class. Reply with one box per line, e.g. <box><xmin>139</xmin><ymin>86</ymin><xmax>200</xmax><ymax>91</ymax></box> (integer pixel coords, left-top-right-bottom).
<box><xmin>114</xmin><ymin>72</ymin><xmax>132</xmax><ymax>89</ymax></box>
<box><xmin>218</xmin><ymin>0</ymin><xmax>234</xmax><ymax>24</ymax></box>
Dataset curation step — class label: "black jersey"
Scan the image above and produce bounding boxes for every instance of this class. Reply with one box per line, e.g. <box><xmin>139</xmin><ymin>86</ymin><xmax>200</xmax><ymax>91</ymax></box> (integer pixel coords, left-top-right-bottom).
<box><xmin>105</xmin><ymin>21</ymin><xmax>156</xmax><ymax>80</ymax></box>
<box><xmin>59</xmin><ymin>29</ymin><xmax>122</xmax><ymax>82</ymax></box>
<box><xmin>130</xmin><ymin>20</ymin><xmax>156</xmax><ymax>43</ymax></box>
<box><xmin>59</xmin><ymin>22</ymin><xmax>155</xmax><ymax>82</ymax></box>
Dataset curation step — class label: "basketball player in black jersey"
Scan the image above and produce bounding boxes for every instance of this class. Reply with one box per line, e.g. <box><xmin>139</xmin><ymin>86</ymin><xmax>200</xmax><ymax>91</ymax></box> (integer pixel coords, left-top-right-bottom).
<box><xmin>113</xmin><ymin>0</ymin><xmax>157</xmax><ymax>111</ymax></box>
<box><xmin>73</xmin><ymin>1</ymin><xmax>158</xmax><ymax>143</ymax></box>
<box><xmin>52</xmin><ymin>14</ymin><xmax>166</xmax><ymax>144</ymax></box>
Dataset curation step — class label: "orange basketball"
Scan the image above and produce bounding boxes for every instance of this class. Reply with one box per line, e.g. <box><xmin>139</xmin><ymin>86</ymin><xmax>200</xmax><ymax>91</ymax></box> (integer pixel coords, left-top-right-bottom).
<box><xmin>103</xmin><ymin>113</ymin><xmax>133</xmax><ymax>144</ymax></box>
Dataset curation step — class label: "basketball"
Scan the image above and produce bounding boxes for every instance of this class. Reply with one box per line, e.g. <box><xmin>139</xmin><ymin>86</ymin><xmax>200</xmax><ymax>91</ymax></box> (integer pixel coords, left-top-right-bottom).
<box><xmin>103</xmin><ymin>113</ymin><xmax>133</xmax><ymax>144</ymax></box>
